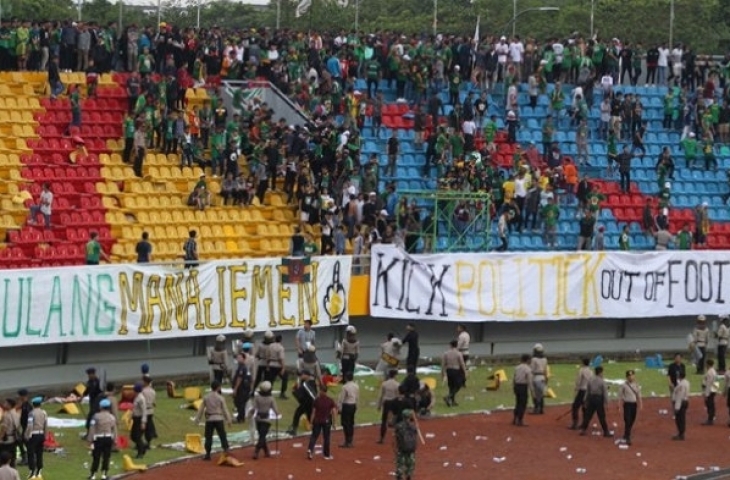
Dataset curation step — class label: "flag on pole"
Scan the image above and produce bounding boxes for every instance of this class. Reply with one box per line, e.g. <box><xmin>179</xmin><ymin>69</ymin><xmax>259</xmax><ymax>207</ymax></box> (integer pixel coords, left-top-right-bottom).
<box><xmin>295</xmin><ymin>0</ymin><xmax>312</xmax><ymax>17</ymax></box>
<box><xmin>281</xmin><ymin>256</ymin><xmax>312</xmax><ymax>284</ymax></box>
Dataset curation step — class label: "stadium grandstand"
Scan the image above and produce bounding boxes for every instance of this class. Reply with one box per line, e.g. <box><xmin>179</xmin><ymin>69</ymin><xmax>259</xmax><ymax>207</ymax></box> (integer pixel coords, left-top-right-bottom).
<box><xmin>0</xmin><ymin>22</ymin><xmax>727</xmax><ymax>269</ymax></box>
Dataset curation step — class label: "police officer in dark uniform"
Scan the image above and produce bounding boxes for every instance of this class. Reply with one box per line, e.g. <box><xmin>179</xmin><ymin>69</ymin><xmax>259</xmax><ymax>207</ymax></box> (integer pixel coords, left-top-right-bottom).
<box><xmin>399</xmin><ymin>366</ymin><xmax>420</xmax><ymax>402</ymax></box>
<box><xmin>232</xmin><ymin>353</ymin><xmax>251</xmax><ymax>423</ymax></box>
<box><xmin>83</xmin><ymin>368</ymin><xmax>103</xmax><ymax>437</ymax></box>
<box><xmin>16</xmin><ymin>389</ymin><xmax>31</xmax><ymax>466</ymax></box>
<box><xmin>287</xmin><ymin>370</ymin><xmax>317</xmax><ymax>436</ymax></box>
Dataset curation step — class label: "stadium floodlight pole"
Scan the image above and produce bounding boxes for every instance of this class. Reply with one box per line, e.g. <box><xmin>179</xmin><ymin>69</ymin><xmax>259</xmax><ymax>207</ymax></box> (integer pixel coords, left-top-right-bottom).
<box><xmin>276</xmin><ymin>0</ymin><xmax>281</xmax><ymax>30</ymax></box>
<box><xmin>433</xmin><ymin>0</ymin><xmax>437</xmax><ymax>35</ymax></box>
<box><xmin>590</xmin><ymin>0</ymin><xmax>594</xmax><ymax>37</ymax></box>
<box><xmin>501</xmin><ymin>7</ymin><xmax>559</xmax><ymax>36</ymax></box>
<box><xmin>669</xmin><ymin>0</ymin><xmax>675</xmax><ymax>48</ymax></box>
<box><xmin>512</xmin><ymin>0</ymin><xmax>516</xmax><ymax>37</ymax></box>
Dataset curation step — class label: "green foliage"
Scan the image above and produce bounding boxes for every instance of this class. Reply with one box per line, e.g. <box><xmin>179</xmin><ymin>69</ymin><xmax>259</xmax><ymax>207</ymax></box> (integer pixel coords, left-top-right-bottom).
<box><xmin>0</xmin><ymin>0</ymin><xmax>75</xmax><ymax>22</ymax></box>
<box><xmin>0</xmin><ymin>0</ymin><xmax>726</xmax><ymax>51</ymax></box>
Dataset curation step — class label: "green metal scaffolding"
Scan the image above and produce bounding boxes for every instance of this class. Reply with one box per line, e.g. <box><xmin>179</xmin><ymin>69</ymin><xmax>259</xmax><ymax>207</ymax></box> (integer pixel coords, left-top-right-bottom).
<box><xmin>398</xmin><ymin>190</ymin><xmax>493</xmax><ymax>253</ymax></box>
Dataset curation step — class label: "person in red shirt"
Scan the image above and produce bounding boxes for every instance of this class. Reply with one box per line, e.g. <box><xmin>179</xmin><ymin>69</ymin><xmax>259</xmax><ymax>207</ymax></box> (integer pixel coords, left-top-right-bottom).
<box><xmin>306</xmin><ymin>386</ymin><xmax>337</xmax><ymax>461</ymax></box>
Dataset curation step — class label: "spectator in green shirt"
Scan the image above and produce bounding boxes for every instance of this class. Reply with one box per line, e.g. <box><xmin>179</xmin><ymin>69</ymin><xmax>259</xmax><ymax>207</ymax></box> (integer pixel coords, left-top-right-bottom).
<box><xmin>676</xmin><ymin>223</ymin><xmax>693</xmax><ymax>250</ymax></box>
<box><xmin>619</xmin><ymin>225</ymin><xmax>630</xmax><ymax>250</ymax></box>
<box><xmin>85</xmin><ymin>232</ymin><xmax>109</xmax><ymax>265</ymax></box>
<box><xmin>541</xmin><ymin>197</ymin><xmax>560</xmax><ymax>248</ymax></box>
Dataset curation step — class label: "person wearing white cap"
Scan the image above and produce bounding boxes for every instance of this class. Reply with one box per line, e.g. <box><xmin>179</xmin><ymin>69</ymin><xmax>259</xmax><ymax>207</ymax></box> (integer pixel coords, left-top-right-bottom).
<box><xmin>692</xmin><ymin>315</ymin><xmax>710</xmax><ymax>374</ymax></box>
<box><xmin>717</xmin><ymin>316</ymin><xmax>730</xmax><ymax>373</ymax></box>
<box><xmin>530</xmin><ymin>343</ymin><xmax>549</xmax><ymax>414</ymax></box>
<box><xmin>295</xmin><ymin>320</ymin><xmax>316</xmax><ymax>371</ymax></box>
<box><xmin>249</xmin><ymin>381</ymin><xmax>279</xmax><ymax>459</ymax></box>
<box><xmin>208</xmin><ymin>335</ymin><xmax>230</xmax><ymax>385</ymax></box>
<box><xmin>339</xmin><ymin>326</ymin><xmax>360</xmax><ymax>380</ymax></box>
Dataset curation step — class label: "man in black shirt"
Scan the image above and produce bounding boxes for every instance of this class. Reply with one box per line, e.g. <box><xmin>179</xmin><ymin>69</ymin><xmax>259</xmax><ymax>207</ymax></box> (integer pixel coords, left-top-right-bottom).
<box><xmin>402</xmin><ymin>323</ymin><xmax>420</xmax><ymax>371</ymax></box>
<box><xmin>474</xmin><ymin>92</ymin><xmax>488</xmax><ymax>126</ymax></box>
<box><xmin>135</xmin><ymin>231</ymin><xmax>152</xmax><ymax>263</ymax></box>
<box><xmin>617</xmin><ymin>145</ymin><xmax>633</xmax><ymax>193</ymax></box>
<box><xmin>83</xmin><ymin>368</ymin><xmax>104</xmax><ymax>436</ymax></box>
<box><xmin>287</xmin><ymin>370</ymin><xmax>317</xmax><ymax>436</ymax></box>
<box><xmin>577</xmin><ymin>210</ymin><xmax>596</xmax><ymax>251</ymax></box>
<box><xmin>232</xmin><ymin>353</ymin><xmax>251</xmax><ymax>423</ymax></box>
<box><xmin>400</xmin><ymin>366</ymin><xmax>420</xmax><ymax>400</ymax></box>
<box><xmin>667</xmin><ymin>353</ymin><xmax>686</xmax><ymax>394</ymax></box>
<box><xmin>646</xmin><ymin>45</ymin><xmax>660</xmax><ymax>85</ymax></box>
<box><xmin>386</xmin><ymin>132</ymin><xmax>399</xmax><ymax>177</ymax></box>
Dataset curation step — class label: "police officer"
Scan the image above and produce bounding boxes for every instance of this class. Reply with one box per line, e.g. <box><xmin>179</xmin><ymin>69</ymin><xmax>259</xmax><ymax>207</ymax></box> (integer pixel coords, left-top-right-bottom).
<box><xmin>267</xmin><ymin>335</ymin><xmax>289</xmax><ymax>399</ymax></box>
<box><xmin>232</xmin><ymin>353</ymin><xmax>252</xmax><ymax>423</ymax></box>
<box><xmin>693</xmin><ymin>315</ymin><xmax>709</xmax><ymax>374</ymax></box>
<box><xmin>194</xmin><ymin>381</ymin><xmax>232</xmax><ymax>460</ymax></box>
<box><xmin>570</xmin><ymin>358</ymin><xmax>592</xmax><ymax>430</ymax></box>
<box><xmin>209</xmin><ymin>335</ymin><xmax>230</xmax><ymax>384</ymax></box>
<box><xmin>0</xmin><ymin>399</ymin><xmax>17</xmax><ymax>467</ymax></box>
<box><xmin>456</xmin><ymin>324</ymin><xmax>471</xmax><ymax>364</ymax></box>
<box><xmin>579</xmin><ymin>366</ymin><xmax>612</xmax><ymax>438</ymax></box>
<box><xmin>299</xmin><ymin>343</ymin><xmax>320</xmax><ymax>384</ymax></box>
<box><xmin>0</xmin><ymin>452</ymin><xmax>19</xmax><ymax>480</ymax></box>
<box><xmin>530</xmin><ymin>344</ymin><xmax>549</xmax><ymax>414</ymax></box>
<box><xmin>513</xmin><ymin>354</ymin><xmax>532</xmax><ymax>427</ymax></box>
<box><xmin>24</xmin><ymin>397</ymin><xmax>46</xmax><ymax>480</ymax></box>
<box><xmin>253</xmin><ymin>331</ymin><xmax>274</xmax><ymax>390</ymax></box>
<box><xmin>83</xmin><ymin>368</ymin><xmax>103</xmax><ymax>437</ymax></box>
<box><xmin>702</xmin><ymin>359</ymin><xmax>718</xmax><ymax>425</ymax></box>
<box><xmin>672</xmin><ymin>370</ymin><xmax>690</xmax><ymax>440</ymax></box>
<box><xmin>130</xmin><ymin>383</ymin><xmax>147</xmax><ymax>459</ymax></box>
<box><xmin>250</xmin><ymin>381</ymin><xmax>279</xmax><ymax>460</ymax></box>
<box><xmin>717</xmin><ymin>316</ymin><xmax>729</xmax><ymax>373</ymax></box>
<box><xmin>618</xmin><ymin>370</ymin><xmax>642</xmax><ymax>445</ymax></box>
<box><xmin>377</xmin><ymin>369</ymin><xmax>400</xmax><ymax>443</ymax></box>
<box><xmin>337</xmin><ymin>372</ymin><xmax>359</xmax><ymax>448</ymax></box>
<box><xmin>141</xmin><ymin>376</ymin><xmax>157</xmax><ymax>447</ymax></box>
<box><xmin>87</xmin><ymin>399</ymin><xmax>116</xmax><ymax>480</ymax></box>
<box><xmin>287</xmin><ymin>370</ymin><xmax>317</xmax><ymax>436</ymax></box>
<box><xmin>339</xmin><ymin>326</ymin><xmax>359</xmax><ymax>380</ymax></box>
<box><xmin>15</xmin><ymin>389</ymin><xmax>30</xmax><ymax>467</ymax></box>
<box><xmin>441</xmin><ymin>340</ymin><xmax>467</xmax><ymax>407</ymax></box>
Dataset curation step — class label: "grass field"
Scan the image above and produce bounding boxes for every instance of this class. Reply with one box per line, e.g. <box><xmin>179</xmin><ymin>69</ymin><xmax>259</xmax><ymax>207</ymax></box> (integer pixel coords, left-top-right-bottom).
<box><xmin>20</xmin><ymin>360</ymin><xmax>703</xmax><ymax>480</ymax></box>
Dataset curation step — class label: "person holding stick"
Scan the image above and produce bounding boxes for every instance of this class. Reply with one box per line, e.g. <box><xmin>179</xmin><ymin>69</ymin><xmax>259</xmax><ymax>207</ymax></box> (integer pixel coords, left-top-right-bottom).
<box><xmin>618</xmin><ymin>369</ymin><xmax>642</xmax><ymax>445</ymax></box>
<box><xmin>393</xmin><ymin>409</ymin><xmax>424</xmax><ymax>480</ymax></box>
<box><xmin>578</xmin><ymin>366</ymin><xmax>612</xmax><ymax>438</ymax></box>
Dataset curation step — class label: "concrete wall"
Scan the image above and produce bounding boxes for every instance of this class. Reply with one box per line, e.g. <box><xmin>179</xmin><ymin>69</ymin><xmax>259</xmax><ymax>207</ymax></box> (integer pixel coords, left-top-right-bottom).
<box><xmin>0</xmin><ymin>315</ymin><xmax>699</xmax><ymax>392</ymax></box>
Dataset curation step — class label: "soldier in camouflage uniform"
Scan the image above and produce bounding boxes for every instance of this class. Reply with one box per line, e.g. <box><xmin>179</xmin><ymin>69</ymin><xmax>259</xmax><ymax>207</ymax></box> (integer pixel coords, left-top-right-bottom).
<box><xmin>394</xmin><ymin>409</ymin><xmax>418</xmax><ymax>480</ymax></box>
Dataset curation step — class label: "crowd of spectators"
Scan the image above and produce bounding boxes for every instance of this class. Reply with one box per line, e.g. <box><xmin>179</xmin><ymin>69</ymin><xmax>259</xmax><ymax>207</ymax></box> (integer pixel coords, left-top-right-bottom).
<box><xmin>24</xmin><ymin>21</ymin><xmax>730</xmax><ymax>253</ymax></box>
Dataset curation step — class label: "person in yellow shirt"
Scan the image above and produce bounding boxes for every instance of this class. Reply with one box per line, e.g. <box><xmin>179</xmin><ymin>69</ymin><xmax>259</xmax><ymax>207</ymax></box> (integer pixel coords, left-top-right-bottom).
<box><xmin>502</xmin><ymin>174</ymin><xmax>516</xmax><ymax>203</ymax></box>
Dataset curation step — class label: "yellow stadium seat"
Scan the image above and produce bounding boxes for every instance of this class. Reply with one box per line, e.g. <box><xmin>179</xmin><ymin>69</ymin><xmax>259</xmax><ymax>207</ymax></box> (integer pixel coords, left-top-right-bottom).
<box><xmin>5</xmin><ymin>98</ymin><xmax>16</xmax><ymax>110</ymax></box>
<box><xmin>16</xmin><ymin>97</ymin><xmax>29</xmax><ymax>109</ymax></box>
<box><xmin>171</xmin><ymin>210</ymin><xmax>185</xmax><ymax>225</ymax></box>
<box><xmin>200</xmin><ymin>225</ymin><xmax>213</xmax><ymax>238</ymax></box>
<box><xmin>183</xmin><ymin>210</ymin><xmax>196</xmax><ymax>223</ymax></box>
<box><xmin>122</xmin><ymin>196</ymin><xmax>137</xmax><ymax>209</ymax></box>
<box><xmin>110</xmin><ymin>153</ymin><xmax>123</xmax><ymax>164</ymax></box>
<box><xmin>222</xmin><ymin>225</ymin><xmax>235</xmax><ymax>238</ymax></box>
<box><xmin>27</xmin><ymin>97</ymin><xmax>40</xmax><ymax>109</ymax></box>
<box><xmin>99</xmin><ymin>153</ymin><xmax>112</xmax><ymax>165</ymax></box>
<box><xmin>211</xmin><ymin>225</ymin><xmax>224</xmax><ymax>238</ymax></box>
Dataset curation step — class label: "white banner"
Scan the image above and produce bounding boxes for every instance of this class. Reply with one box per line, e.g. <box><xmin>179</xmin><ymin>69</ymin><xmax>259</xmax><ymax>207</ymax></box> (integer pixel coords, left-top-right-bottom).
<box><xmin>0</xmin><ymin>256</ymin><xmax>351</xmax><ymax>347</ymax></box>
<box><xmin>369</xmin><ymin>245</ymin><xmax>730</xmax><ymax>321</ymax></box>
